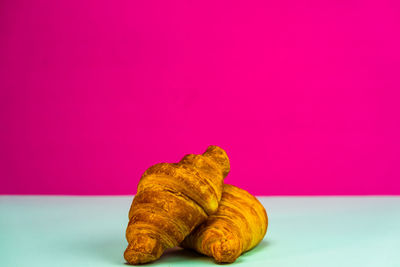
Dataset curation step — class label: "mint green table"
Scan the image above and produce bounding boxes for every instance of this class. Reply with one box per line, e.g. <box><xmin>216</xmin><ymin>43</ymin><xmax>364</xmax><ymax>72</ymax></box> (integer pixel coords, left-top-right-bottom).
<box><xmin>1</xmin><ymin>196</ymin><xmax>399</xmax><ymax>266</ymax></box>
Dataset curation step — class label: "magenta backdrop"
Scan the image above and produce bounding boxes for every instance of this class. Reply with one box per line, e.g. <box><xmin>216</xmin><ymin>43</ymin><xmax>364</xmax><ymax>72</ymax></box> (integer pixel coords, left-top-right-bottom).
<box><xmin>1</xmin><ymin>1</ymin><xmax>400</xmax><ymax>195</ymax></box>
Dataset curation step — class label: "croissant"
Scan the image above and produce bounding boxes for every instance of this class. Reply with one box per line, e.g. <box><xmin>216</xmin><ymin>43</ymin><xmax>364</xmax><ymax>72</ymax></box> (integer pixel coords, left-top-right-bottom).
<box><xmin>181</xmin><ymin>184</ymin><xmax>268</xmax><ymax>263</ymax></box>
<box><xmin>124</xmin><ymin>146</ymin><xmax>230</xmax><ymax>264</ymax></box>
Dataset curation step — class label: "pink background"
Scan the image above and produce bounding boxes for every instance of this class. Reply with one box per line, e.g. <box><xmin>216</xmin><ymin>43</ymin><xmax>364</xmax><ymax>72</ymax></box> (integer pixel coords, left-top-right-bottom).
<box><xmin>1</xmin><ymin>1</ymin><xmax>399</xmax><ymax>195</ymax></box>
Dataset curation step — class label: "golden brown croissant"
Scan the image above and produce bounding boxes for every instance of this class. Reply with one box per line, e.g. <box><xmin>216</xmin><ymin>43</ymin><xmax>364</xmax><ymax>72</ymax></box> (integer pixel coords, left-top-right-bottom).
<box><xmin>181</xmin><ymin>184</ymin><xmax>268</xmax><ymax>263</ymax></box>
<box><xmin>124</xmin><ymin>146</ymin><xmax>230</xmax><ymax>264</ymax></box>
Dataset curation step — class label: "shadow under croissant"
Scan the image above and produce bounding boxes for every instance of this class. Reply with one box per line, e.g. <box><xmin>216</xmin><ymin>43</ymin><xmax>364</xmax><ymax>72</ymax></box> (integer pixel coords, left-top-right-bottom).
<box><xmin>126</xmin><ymin>240</ymin><xmax>271</xmax><ymax>265</ymax></box>
<box><xmin>239</xmin><ymin>240</ymin><xmax>270</xmax><ymax>259</ymax></box>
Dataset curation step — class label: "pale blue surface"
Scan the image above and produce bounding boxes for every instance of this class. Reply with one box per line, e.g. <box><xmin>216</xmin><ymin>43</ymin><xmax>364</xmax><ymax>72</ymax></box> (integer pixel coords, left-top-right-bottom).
<box><xmin>1</xmin><ymin>196</ymin><xmax>399</xmax><ymax>267</ymax></box>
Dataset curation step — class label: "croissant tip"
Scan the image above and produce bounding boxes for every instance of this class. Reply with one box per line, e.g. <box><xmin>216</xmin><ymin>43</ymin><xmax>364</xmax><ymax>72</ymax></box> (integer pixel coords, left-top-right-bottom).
<box><xmin>124</xmin><ymin>235</ymin><xmax>164</xmax><ymax>265</ymax></box>
<box><xmin>203</xmin><ymin>146</ymin><xmax>230</xmax><ymax>177</ymax></box>
<box><xmin>204</xmin><ymin>145</ymin><xmax>225</xmax><ymax>154</ymax></box>
<box><xmin>209</xmin><ymin>240</ymin><xmax>240</xmax><ymax>264</ymax></box>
